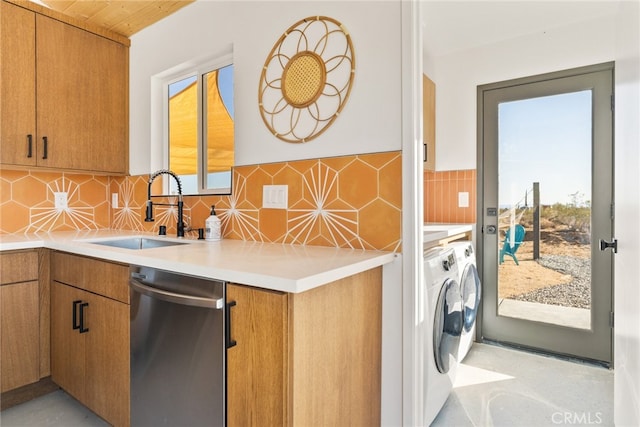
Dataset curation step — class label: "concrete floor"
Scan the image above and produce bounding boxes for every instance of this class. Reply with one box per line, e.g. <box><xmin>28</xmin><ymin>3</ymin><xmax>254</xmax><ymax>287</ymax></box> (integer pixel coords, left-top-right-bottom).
<box><xmin>498</xmin><ymin>298</ymin><xmax>591</xmax><ymax>330</ymax></box>
<box><xmin>432</xmin><ymin>343</ymin><xmax>613</xmax><ymax>427</ymax></box>
<box><xmin>0</xmin><ymin>343</ymin><xmax>613</xmax><ymax>427</ymax></box>
<box><xmin>0</xmin><ymin>389</ymin><xmax>108</xmax><ymax>426</ymax></box>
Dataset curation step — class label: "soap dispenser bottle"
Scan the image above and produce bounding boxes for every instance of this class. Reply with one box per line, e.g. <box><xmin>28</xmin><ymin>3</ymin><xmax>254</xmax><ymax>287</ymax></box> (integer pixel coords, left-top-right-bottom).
<box><xmin>205</xmin><ymin>205</ymin><xmax>222</xmax><ymax>241</ymax></box>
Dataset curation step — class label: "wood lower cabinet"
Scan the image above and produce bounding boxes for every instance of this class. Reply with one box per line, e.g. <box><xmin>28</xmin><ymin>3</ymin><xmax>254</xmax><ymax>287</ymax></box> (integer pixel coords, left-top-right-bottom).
<box><xmin>0</xmin><ymin>249</ymin><xmax>49</xmax><ymax>393</ymax></box>
<box><xmin>51</xmin><ymin>252</ymin><xmax>129</xmax><ymax>427</ymax></box>
<box><xmin>0</xmin><ymin>0</ymin><xmax>128</xmax><ymax>174</ymax></box>
<box><xmin>227</xmin><ymin>267</ymin><xmax>382</xmax><ymax>426</ymax></box>
<box><xmin>1</xmin><ymin>282</ymin><xmax>39</xmax><ymax>392</ymax></box>
<box><xmin>227</xmin><ymin>284</ymin><xmax>289</xmax><ymax>426</ymax></box>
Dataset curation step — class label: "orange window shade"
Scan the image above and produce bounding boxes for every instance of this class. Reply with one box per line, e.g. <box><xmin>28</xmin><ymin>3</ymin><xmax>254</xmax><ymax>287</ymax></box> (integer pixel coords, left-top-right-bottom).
<box><xmin>168</xmin><ymin>80</ymin><xmax>197</xmax><ymax>175</ymax></box>
<box><xmin>205</xmin><ymin>71</ymin><xmax>234</xmax><ymax>173</ymax></box>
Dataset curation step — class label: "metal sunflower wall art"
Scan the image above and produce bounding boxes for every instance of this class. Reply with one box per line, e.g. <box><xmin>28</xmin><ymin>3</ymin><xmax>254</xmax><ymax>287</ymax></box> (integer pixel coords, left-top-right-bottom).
<box><xmin>258</xmin><ymin>16</ymin><xmax>356</xmax><ymax>143</ymax></box>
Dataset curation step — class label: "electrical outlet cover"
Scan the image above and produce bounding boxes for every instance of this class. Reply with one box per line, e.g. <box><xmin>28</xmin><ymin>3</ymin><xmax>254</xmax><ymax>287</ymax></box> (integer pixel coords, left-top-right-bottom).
<box><xmin>458</xmin><ymin>192</ymin><xmax>470</xmax><ymax>208</ymax></box>
<box><xmin>54</xmin><ymin>192</ymin><xmax>68</xmax><ymax>210</ymax></box>
<box><xmin>263</xmin><ymin>185</ymin><xmax>288</xmax><ymax>209</ymax></box>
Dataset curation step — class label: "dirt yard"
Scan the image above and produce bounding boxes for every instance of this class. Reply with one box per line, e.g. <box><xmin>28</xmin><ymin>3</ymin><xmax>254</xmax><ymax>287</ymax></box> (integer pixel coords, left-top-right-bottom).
<box><xmin>498</xmin><ymin>227</ymin><xmax>590</xmax><ymax>300</ymax></box>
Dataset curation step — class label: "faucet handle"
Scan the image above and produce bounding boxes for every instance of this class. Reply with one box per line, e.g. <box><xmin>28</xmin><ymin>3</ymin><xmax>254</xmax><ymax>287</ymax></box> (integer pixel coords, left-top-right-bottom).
<box><xmin>145</xmin><ymin>200</ymin><xmax>154</xmax><ymax>222</ymax></box>
<box><xmin>158</xmin><ymin>225</ymin><xmax>167</xmax><ymax>236</ymax></box>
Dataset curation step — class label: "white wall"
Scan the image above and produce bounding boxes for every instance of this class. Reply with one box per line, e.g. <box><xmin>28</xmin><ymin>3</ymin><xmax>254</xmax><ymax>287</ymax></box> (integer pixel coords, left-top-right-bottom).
<box><xmin>614</xmin><ymin>1</ymin><xmax>640</xmax><ymax>425</ymax></box>
<box><xmin>129</xmin><ymin>2</ymin><xmax>405</xmax><ymax>425</ymax></box>
<box><xmin>129</xmin><ymin>0</ymin><xmax>402</xmax><ymax>175</ymax></box>
<box><xmin>427</xmin><ymin>15</ymin><xmax>616</xmax><ymax>171</ymax></box>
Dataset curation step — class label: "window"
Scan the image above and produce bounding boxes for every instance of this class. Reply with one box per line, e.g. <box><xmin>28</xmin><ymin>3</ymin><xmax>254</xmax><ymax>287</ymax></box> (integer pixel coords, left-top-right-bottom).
<box><xmin>158</xmin><ymin>51</ymin><xmax>234</xmax><ymax>195</ymax></box>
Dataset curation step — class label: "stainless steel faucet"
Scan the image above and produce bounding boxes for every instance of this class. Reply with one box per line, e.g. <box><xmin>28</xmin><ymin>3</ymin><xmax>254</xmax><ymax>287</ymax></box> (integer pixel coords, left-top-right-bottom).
<box><xmin>145</xmin><ymin>170</ymin><xmax>185</xmax><ymax>237</ymax></box>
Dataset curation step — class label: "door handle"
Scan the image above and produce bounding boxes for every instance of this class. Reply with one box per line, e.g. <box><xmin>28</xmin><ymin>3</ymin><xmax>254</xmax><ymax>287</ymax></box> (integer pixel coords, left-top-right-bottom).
<box><xmin>226</xmin><ymin>300</ymin><xmax>237</xmax><ymax>349</ymax></box>
<box><xmin>79</xmin><ymin>302</ymin><xmax>89</xmax><ymax>333</ymax></box>
<box><xmin>27</xmin><ymin>134</ymin><xmax>33</xmax><ymax>158</ymax></box>
<box><xmin>485</xmin><ymin>225</ymin><xmax>497</xmax><ymax>235</ymax></box>
<box><xmin>129</xmin><ymin>277</ymin><xmax>224</xmax><ymax>309</ymax></box>
<box><xmin>42</xmin><ymin>136</ymin><xmax>48</xmax><ymax>160</ymax></box>
<box><xmin>72</xmin><ymin>300</ymin><xmax>82</xmax><ymax>330</ymax></box>
<box><xmin>599</xmin><ymin>238</ymin><xmax>617</xmax><ymax>253</ymax></box>
<box><xmin>73</xmin><ymin>300</ymin><xmax>90</xmax><ymax>333</ymax></box>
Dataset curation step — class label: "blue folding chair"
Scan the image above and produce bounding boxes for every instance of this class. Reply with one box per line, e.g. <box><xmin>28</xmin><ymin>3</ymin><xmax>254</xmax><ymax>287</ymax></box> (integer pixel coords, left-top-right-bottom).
<box><xmin>499</xmin><ymin>224</ymin><xmax>526</xmax><ymax>265</ymax></box>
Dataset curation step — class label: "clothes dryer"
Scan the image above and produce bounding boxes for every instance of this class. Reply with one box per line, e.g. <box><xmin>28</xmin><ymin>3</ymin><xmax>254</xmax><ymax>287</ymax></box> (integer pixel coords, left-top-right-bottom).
<box><xmin>448</xmin><ymin>241</ymin><xmax>481</xmax><ymax>362</ymax></box>
<box><xmin>423</xmin><ymin>246</ymin><xmax>463</xmax><ymax>426</ymax></box>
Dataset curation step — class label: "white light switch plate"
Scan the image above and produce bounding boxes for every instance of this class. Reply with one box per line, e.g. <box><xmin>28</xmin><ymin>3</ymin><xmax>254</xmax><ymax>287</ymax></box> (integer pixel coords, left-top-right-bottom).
<box><xmin>112</xmin><ymin>193</ymin><xmax>119</xmax><ymax>208</ymax></box>
<box><xmin>263</xmin><ymin>185</ymin><xmax>288</xmax><ymax>209</ymax></box>
<box><xmin>54</xmin><ymin>192</ymin><xmax>68</xmax><ymax>210</ymax></box>
<box><xmin>458</xmin><ymin>192</ymin><xmax>469</xmax><ymax>208</ymax></box>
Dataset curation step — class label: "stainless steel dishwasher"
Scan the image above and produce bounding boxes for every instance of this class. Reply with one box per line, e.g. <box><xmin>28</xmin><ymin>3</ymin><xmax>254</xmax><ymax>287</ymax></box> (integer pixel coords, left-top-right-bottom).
<box><xmin>129</xmin><ymin>266</ymin><xmax>226</xmax><ymax>426</ymax></box>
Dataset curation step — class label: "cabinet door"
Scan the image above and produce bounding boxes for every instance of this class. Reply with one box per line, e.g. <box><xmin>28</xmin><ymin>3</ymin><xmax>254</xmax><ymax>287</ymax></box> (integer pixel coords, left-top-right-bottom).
<box><xmin>35</xmin><ymin>15</ymin><xmax>127</xmax><ymax>173</ymax></box>
<box><xmin>0</xmin><ymin>281</ymin><xmax>39</xmax><ymax>392</ymax></box>
<box><xmin>51</xmin><ymin>281</ymin><xmax>86</xmax><ymax>402</ymax></box>
<box><xmin>227</xmin><ymin>284</ymin><xmax>289</xmax><ymax>427</ymax></box>
<box><xmin>85</xmin><ymin>292</ymin><xmax>130</xmax><ymax>427</ymax></box>
<box><xmin>423</xmin><ymin>74</ymin><xmax>436</xmax><ymax>171</ymax></box>
<box><xmin>0</xmin><ymin>1</ymin><xmax>37</xmax><ymax>167</ymax></box>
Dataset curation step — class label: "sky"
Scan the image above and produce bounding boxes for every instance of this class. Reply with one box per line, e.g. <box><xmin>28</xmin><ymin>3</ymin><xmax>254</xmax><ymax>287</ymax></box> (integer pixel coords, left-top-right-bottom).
<box><xmin>498</xmin><ymin>90</ymin><xmax>592</xmax><ymax>208</ymax></box>
<box><xmin>168</xmin><ymin>65</ymin><xmax>234</xmax><ymax>117</ymax></box>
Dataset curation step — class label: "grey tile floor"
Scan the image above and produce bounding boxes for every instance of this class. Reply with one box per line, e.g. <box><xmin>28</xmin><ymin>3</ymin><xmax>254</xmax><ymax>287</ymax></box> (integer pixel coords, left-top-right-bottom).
<box><xmin>0</xmin><ymin>343</ymin><xmax>613</xmax><ymax>426</ymax></box>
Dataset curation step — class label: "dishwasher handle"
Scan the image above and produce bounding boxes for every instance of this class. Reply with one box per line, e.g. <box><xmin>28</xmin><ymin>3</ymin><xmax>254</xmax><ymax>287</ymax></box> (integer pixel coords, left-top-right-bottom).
<box><xmin>130</xmin><ymin>277</ymin><xmax>224</xmax><ymax>309</ymax></box>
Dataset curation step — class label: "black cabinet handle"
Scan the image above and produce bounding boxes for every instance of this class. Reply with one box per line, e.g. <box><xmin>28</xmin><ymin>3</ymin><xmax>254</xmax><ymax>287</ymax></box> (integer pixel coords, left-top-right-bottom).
<box><xmin>73</xmin><ymin>300</ymin><xmax>90</xmax><ymax>333</ymax></box>
<box><xmin>42</xmin><ymin>136</ymin><xmax>48</xmax><ymax>160</ymax></box>
<box><xmin>79</xmin><ymin>302</ymin><xmax>89</xmax><ymax>334</ymax></box>
<box><xmin>225</xmin><ymin>300</ymin><xmax>237</xmax><ymax>349</ymax></box>
<box><xmin>27</xmin><ymin>134</ymin><xmax>33</xmax><ymax>158</ymax></box>
<box><xmin>72</xmin><ymin>300</ymin><xmax>82</xmax><ymax>330</ymax></box>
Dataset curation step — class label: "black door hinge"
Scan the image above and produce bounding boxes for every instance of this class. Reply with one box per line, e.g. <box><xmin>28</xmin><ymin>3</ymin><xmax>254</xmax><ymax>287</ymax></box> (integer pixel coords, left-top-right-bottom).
<box><xmin>611</xmin><ymin>94</ymin><xmax>615</xmax><ymax>112</ymax></box>
<box><xmin>610</xmin><ymin>312</ymin><xmax>614</xmax><ymax>328</ymax></box>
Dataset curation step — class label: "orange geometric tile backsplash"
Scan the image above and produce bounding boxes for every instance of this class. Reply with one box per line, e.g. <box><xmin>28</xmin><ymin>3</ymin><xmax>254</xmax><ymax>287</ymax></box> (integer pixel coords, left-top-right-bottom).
<box><xmin>0</xmin><ymin>169</ymin><xmax>110</xmax><ymax>233</ymax></box>
<box><xmin>1</xmin><ymin>151</ymin><xmax>402</xmax><ymax>252</ymax></box>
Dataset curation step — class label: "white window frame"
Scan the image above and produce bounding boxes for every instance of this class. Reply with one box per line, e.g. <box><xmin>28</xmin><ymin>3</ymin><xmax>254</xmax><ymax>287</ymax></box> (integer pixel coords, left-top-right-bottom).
<box><xmin>150</xmin><ymin>45</ymin><xmax>234</xmax><ymax>195</ymax></box>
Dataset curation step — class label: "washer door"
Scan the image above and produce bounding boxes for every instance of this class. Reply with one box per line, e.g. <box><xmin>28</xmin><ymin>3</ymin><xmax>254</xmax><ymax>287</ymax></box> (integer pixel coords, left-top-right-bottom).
<box><xmin>433</xmin><ymin>278</ymin><xmax>463</xmax><ymax>373</ymax></box>
<box><xmin>461</xmin><ymin>263</ymin><xmax>481</xmax><ymax>333</ymax></box>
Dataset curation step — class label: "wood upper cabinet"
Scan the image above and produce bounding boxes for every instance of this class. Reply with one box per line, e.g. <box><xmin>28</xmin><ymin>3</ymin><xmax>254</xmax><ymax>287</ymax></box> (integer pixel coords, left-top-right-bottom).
<box><xmin>227</xmin><ymin>267</ymin><xmax>382</xmax><ymax>427</ymax></box>
<box><xmin>0</xmin><ymin>0</ymin><xmax>128</xmax><ymax>174</ymax></box>
<box><xmin>423</xmin><ymin>73</ymin><xmax>436</xmax><ymax>170</ymax></box>
<box><xmin>0</xmin><ymin>1</ymin><xmax>36</xmax><ymax>167</ymax></box>
<box><xmin>0</xmin><ymin>249</ymin><xmax>50</xmax><ymax>393</ymax></box>
<box><xmin>51</xmin><ymin>252</ymin><xmax>129</xmax><ymax>427</ymax></box>
<box><xmin>36</xmin><ymin>15</ymin><xmax>128</xmax><ymax>173</ymax></box>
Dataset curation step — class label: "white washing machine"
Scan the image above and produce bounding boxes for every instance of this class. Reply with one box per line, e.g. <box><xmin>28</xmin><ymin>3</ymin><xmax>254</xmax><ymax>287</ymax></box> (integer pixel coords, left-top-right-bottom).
<box><xmin>423</xmin><ymin>246</ymin><xmax>463</xmax><ymax>426</ymax></box>
<box><xmin>448</xmin><ymin>241</ymin><xmax>481</xmax><ymax>362</ymax></box>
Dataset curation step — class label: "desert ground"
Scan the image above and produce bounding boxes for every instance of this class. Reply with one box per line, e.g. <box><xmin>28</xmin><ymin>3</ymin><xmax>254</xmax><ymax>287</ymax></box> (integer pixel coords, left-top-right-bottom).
<box><xmin>498</xmin><ymin>223</ymin><xmax>591</xmax><ymax>308</ymax></box>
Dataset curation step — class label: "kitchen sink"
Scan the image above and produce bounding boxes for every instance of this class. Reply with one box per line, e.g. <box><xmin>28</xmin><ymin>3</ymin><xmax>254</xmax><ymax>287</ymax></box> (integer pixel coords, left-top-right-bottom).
<box><xmin>86</xmin><ymin>237</ymin><xmax>190</xmax><ymax>250</ymax></box>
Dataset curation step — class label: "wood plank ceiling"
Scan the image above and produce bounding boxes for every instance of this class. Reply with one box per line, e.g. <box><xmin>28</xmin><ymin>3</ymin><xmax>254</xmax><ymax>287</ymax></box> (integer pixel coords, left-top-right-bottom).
<box><xmin>37</xmin><ymin>0</ymin><xmax>194</xmax><ymax>37</ymax></box>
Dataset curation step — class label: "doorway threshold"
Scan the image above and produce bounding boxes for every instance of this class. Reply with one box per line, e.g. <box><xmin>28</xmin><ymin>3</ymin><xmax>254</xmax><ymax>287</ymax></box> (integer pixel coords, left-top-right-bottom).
<box><xmin>498</xmin><ymin>298</ymin><xmax>590</xmax><ymax>329</ymax></box>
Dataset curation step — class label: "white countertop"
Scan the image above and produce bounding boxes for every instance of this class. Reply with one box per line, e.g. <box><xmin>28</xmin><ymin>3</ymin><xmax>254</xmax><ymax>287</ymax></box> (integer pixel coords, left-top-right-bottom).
<box><xmin>0</xmin><ymin>230</ymin><xmax>395</xmax><ymax>294</ymax></box>
<box><xmin>423</xmin><ymin>223</ymin><xmax>473</xmax><ymax>243</ymax></box>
